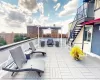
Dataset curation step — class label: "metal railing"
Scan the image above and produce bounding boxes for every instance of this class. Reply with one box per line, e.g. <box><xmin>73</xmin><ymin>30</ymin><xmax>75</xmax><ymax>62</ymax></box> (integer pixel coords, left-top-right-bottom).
<box><xmin>0</xmin><ymin>38</ymin><xmax>37</xmax><ymax>51</ymax></box>
<box><xmin>70</xmin><ymin>3</ymin><xmax>88</xmax><ymax>31</ymax></box>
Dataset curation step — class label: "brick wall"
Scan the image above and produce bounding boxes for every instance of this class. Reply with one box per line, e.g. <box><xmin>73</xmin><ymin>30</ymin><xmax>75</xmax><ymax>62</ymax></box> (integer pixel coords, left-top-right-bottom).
<box><xmin>0</xmin><ymin>32</ymin><xmax>15</xmax><ymax>44</ymax></box>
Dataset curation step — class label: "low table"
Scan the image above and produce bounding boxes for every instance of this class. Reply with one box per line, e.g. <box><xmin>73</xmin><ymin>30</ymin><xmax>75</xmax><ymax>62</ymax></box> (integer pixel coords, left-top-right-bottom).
<box><xmin>24</xmin><ymin>50</ymin><xmax>32</xmax><ymax>59</ymax></box>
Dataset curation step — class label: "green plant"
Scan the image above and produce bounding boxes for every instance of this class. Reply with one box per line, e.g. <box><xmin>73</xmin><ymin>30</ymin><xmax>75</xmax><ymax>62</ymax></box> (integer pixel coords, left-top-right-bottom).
<box><xmin>14</xmin><ymin>34</ymin><xmax>30</xmax><ymax>42</ymax></box>
<box><xmin>14</xmin><ymin>34</ymin><xmax>23</xmax><ymax>42</ymax></box>
<box><xmin>0</xmin><ymin>37</ymin><xmax>7</xmax><ymax>46</ymax></box>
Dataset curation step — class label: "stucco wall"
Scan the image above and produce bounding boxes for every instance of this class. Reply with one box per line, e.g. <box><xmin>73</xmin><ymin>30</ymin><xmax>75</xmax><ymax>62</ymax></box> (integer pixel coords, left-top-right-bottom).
<box><xmin>95</xmin><ymin>9</ymin><xmax>100</xmax><ymax>19</ymax></box>
<box><xmin>73</xmin><ymin>27</ymin><xmax>84</xmax><ymax>49</ymax></box>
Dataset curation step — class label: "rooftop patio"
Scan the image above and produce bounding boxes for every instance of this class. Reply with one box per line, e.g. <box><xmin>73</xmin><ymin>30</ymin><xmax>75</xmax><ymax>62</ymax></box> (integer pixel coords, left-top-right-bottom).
<box><xmin>1</xmin><ymin>43</ymin><xmax>100</xmax><ymax>80</ymax></box>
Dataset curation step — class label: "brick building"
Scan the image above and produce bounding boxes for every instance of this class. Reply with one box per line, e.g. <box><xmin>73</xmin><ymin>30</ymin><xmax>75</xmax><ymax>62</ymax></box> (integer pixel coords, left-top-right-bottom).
<box><xmin>27</xmin><ymin>26</ymin><xmax>68</xmax><ymax>38</ymax></box>
<box><xmin>0</xmin><ymin>32</ymin><xmax>15</xmax><ymax>44</ymax></box>
<box><xmin>51</xmin><ymin>29</ymin><xmax>58</xmax><ymax>38</ymax></box>
<box><xmin>27</xmin><ymin>26</ymin><xmax>43</xmax><ymax>38</ymax></box>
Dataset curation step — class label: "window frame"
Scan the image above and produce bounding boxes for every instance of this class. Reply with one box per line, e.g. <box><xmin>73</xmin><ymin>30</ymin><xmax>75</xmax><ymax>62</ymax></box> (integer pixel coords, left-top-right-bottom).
<box><xmin>84</xmin><ymin>27</ymin><xmax>92</xmax><ymax>42</ymax></box>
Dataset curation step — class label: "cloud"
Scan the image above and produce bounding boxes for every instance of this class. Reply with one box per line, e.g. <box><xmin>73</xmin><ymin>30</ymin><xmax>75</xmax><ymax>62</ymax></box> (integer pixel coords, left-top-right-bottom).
<box><xmin>53</xmin><ymin>0</ymin><xmax>57</xmax><ymax>3</ymax></box>
<box><xmin>0</xmin><ymin>1</ymin><xmax>29</xmax><ymax>33</ymax></box>
<box><xmin>44</xmin><ymin>18</ymin><xmax>74</xmax><ymax>33</ymax></box>
<box><xmin>29</xmin><ymin>16</ymin><xmax>74</xmax><ymax>34</ymax></box>
<box><xmin>18</xmin><ymin>0</ymin><xmax>37</xmax><ymax>11</ymax></box>
<box><xmin>58</xmin><ymin>0</ymin><xmax>78</xmax><ymax>17</ymax></box>
<box><xmin>55</xmin><ymin>18</ymin><xmax>74</xmax><ymax>34</ymax></box>
<box><xmin>26</xmin><ymin>16</ymin><xmax>33</xmax><ymax>23</ymax></box>
<box><xmin>53</xmin><ymin>3</ymin><xmax>60</xmax><ymax>11</ymax></box>
<box><xmin>0</xmin><ymin>15</ymin><xmax>27</xmax><ymax>33</ymax></box>
<box><xmin>7</xmin><ymin>10</ymin><xmax>26</xmax><ymax>22</ymax></box>
<box><xmin>62</xmin><ymin>18</ymin><xmax>74</xmax><ymax>33</ymax></box>
<box><xmin>28</xmin><ymin>14</ymin><xmax>49</xmax><ymax>26</ymax></box>
<box><xmin>39</xmin><ymin>14</ymin><xmax>49</xmax><ymax>25</ymax></box>
<box><xmin>37</xmin><ymin>2</ymin><xmax>44</xmax><ymax>14</ymax></box>
<box><xmin>0</xmin><ymin>1</ymin><xmax>27</xmax><ymax>22</ymax></box>
<box><xmin>18</xmin><ymin>0</ymin><xmax>45</xmax><ymax>15</ymax></box>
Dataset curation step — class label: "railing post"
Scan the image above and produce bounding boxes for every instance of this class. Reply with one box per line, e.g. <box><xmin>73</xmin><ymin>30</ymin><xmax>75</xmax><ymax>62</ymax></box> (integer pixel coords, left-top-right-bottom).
<box><xmin>61</xmin><ymin>27</ymin><xmax>63</xmax><ymax>47</ymax></box>
<box><xmin>38</xmin><ymin>25</ymin><xmax>40</xmax><ymax>47</ymax></box>
<box><xmin>82</xmin><ymin>26</ymin><xmax>85</xmax><ymax>51</ymax></box>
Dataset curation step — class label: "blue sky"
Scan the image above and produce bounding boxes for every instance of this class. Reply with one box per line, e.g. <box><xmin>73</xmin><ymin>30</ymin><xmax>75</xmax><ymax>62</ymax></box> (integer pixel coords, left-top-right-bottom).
<box><xmin>0</xmin><ymin>0</ymin><xmax>83</xmax><ymax>33</ymax></box>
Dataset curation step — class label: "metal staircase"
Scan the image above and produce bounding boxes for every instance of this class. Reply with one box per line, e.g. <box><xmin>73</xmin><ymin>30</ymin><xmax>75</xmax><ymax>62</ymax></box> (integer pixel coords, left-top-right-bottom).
<box><xmin>70</xmin><ymin>0</ymin><xmax>94</xmax><ymax>45</ymax></box>
<box><xmin>70</xmin><ymin>7</ymin><xmax>85</xmax><ymax>44</ymax></box>
<box><xmin>70</xmin><ymin>18</ymin><xmax>83</xmax><ymax>44</ymax></box>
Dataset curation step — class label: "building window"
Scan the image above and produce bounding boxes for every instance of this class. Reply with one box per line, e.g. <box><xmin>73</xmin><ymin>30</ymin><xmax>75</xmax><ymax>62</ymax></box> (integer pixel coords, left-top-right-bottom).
<box><xmin>84</xmin><ymin>27</ymin><xmax>92</xmax><ymax>42</ymax></box>
<box><xmin>95</xmin><ymin>0</ymin><xmax>100</xmax><ymax>9</ymax></box>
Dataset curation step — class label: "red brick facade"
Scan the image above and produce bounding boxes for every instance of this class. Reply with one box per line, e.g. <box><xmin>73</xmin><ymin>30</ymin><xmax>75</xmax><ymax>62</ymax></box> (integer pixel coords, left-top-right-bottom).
<box><xmin>0</xmin><ymin>32</ymin><xmax>14</xmax><ymax>44</ymax></box>
<box><xmin>27</xmin><ymin>26</ymin><xmax>43</xmax><ymax>38</ymax></box>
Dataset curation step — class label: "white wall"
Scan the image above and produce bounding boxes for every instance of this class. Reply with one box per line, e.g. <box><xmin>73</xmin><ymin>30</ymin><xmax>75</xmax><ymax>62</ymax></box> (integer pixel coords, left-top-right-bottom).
<box><xmin>73</xmin><ymin>27</ymin><xmax>84</xmax><ymax>49</ymax></box>
<box><xmin>73</xmin><ymin>25</ymin><xmax>93</xmax><ymax>52</ymax></box>
<box><xmin>95</xmin><ymin>9</ymin><xmax>100</xmax><ymax>19</ymax></box>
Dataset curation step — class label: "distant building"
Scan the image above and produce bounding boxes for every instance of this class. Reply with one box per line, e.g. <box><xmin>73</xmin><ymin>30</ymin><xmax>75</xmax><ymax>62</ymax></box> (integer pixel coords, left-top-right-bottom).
<box><xmin>0</xmin><ymin>32</ymin><xmax>15</xmax><ymax>44</ymax></box>
<box><xmin>27</xmin><ymin>26</ymin><xmax>68</xmax><ymax>38</ymax></box>
<box><xmin>0</xmin><ymin>32</ymin><xmax>27</xmax><ymax>44</ymax></box>
<box><xmin>51</xmin><ymin>29</ymin><xmax>58</xmax><ymax>38</ymax></box>
<box><xmin>27</xmin><ymin>26</ymin><xmax>43</xmax><ymax>38</ymax></box>
<box><xmin>27</xmin><ymin>26</ymin><xmax>38</xmax><ymax>38</ymax></box>
<box><xmin>39</xmin><ymin>28</ymin><xmax>43</xmax><ymax>37</ymax></box>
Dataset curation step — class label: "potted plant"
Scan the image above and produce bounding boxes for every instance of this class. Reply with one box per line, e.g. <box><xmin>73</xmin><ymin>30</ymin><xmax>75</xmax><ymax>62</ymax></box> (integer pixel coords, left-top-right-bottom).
<box><xmin>70</xmin><ymin>46</ymin><xmax>85</xmax><ymax>60</ymax></box>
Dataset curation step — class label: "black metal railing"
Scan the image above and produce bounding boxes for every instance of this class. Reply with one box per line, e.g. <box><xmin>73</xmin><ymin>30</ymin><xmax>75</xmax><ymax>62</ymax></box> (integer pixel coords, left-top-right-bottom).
<box><xmin>69</xmin><ymin>3</ymin><xmax>88</xmax><ymax>44</ymax></box>
<box><xmin>75</xmin><ymin>3</ymin><xmax>88</xmax><ymax>22</ymax></box>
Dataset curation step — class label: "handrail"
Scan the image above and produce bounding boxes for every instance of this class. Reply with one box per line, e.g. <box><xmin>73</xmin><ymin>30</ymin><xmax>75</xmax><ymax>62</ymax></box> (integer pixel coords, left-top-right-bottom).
<box><xmin>0</xmin><ymin>37</ymin><xmax>37</xmax><ymax>51</ymax></box>
<box><xmin>69</xmin><ymin>3</ymin><xmax>88</xmax><ymax>30</ymax></box>
<box><xmin>70</xmin><ymin>3</ymin><xmax>88</xmax><ymax>35</ymax></box>
<box><xmin>69</xmin><ymin>3</ymin><xmax>88</xmax><ymax>44</ymax></box>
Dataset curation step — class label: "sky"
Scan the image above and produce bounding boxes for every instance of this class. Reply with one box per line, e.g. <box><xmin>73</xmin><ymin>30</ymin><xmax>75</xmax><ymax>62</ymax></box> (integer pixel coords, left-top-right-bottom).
<box><xmin>0</xmin><ymin>0</ymin><xmax>83</xmax><ymax>34</ymax></box>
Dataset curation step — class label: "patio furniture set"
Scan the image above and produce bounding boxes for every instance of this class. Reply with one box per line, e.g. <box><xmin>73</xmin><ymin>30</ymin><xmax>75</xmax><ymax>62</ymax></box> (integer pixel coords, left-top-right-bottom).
<box><xmin>2</xmin><ymin>42</ymin><xmax>46</xmax><ymax>77</ymax></box>
<box><xmin>41</xmin><ymin>38</ymin><xmax>60</xmax><ymax>47</ymax></box>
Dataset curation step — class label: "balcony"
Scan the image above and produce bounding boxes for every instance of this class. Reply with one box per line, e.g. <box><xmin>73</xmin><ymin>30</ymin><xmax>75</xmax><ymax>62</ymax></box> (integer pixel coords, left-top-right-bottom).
<box><xmin>70</xmin><ymin>2</ymin><xmax>94</xmax><ymax>43</ymax></box>
<box><xmin>71</xmin><ymin>2</ymin><xmax>94</xmax><ymax>29</ymax></box>
<box><xmin>0</xmin><ymin>38</ymin><xmax>100</xmax><ymax>80</ymax></box>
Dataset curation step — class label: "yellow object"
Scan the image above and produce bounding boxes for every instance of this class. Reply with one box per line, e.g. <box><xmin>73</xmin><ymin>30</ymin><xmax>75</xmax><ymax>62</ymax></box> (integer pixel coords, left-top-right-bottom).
<box><xmin>70</xmin><ymin>46</ymin><xmax>85</xmax><ymax>60</ymax></box>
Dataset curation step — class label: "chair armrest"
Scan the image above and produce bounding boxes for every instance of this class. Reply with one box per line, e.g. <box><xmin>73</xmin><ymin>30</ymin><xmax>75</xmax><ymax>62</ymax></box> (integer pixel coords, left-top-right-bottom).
<box><xmin>25</xmin><ymin>48</ymin><xmax>32</xmax><ymax>52</ymax></box>
<box><xmin>29</xmin><ymin>48</ymin><xmax>32</xmax><ymax>50</ymax></box>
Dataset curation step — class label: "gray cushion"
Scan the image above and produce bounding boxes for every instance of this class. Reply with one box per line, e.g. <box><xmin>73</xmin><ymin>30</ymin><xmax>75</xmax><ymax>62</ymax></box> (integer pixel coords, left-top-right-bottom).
<box><xmin>29</xmin><ymin>42</ymin><xmax>36</xmax><ymax>51</ymax></box>
<box><xmin>10</xmin><ymin>47</ymin><xmax>27</xmax><ymax>68</ymax></box>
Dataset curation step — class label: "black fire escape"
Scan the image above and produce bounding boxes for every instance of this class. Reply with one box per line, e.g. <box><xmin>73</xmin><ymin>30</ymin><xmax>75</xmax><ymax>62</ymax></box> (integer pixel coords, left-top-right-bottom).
<box><xmin>70</xmin><ymin>0</ymin><xmax>94</xmax><ymax>45</ymax></box>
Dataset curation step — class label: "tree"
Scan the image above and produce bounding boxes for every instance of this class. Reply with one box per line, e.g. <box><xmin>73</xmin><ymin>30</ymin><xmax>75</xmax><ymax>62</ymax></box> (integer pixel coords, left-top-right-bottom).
<box><xmin>14</xmin><ymin>34</ymin><xmax>23</xmax><ymax>42</ymax></box>
<box><xmin>0</xmin><ymin>37</ymin><xmax>7</xmax><ymax>46</ymax></box>
<box><xmin>14</xmin><ymin>34</ymin><xmax>30</xmax><ymax>42</ymax></box>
